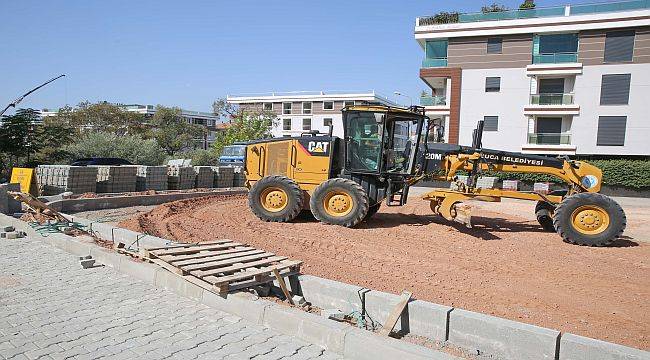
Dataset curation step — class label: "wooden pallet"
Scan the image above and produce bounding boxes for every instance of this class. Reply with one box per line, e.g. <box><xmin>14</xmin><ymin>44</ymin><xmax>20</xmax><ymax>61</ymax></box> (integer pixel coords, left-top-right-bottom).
<box><xmin>141</xmin><ymin>240</ymin><xmax>302</xmax><ymax>294</ymax></box>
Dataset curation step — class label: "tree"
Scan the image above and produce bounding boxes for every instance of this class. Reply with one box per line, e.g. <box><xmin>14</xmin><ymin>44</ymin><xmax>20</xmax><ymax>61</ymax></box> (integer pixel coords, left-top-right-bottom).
<box><xmin>482</xmin><ymin>3</ymin><xmax>509</xmax><ymax>13</ymax></box>
<box><xmin>149</xmin><ymin>106</ymin><xmax>205</xmax><ymax>155</ymax></box>
<box><xmin>64</xmin><ymin>131</ymin><xmax>167</xmax><ymax>165</ymax></box>
<box><xmin>519</xmin><ymin>0</ymin><xmax>535</xmax><ymax>10</ymax></box>
<box><xmin>0</xmin><ymin>109</ymin><xmax>42</xmax><ymax>162</ymax></box>
<box><xmin>53</xmin><ymin>101</ymin><xmax>148</xmax><ymax>136</ymax></box>
<box><xmin>35</xmin><ymin>116</ymin><xmax>76</xmax><ymax>164</ymax></box>
<box><xmin>211</xmin><ymin>98</ymin><xmax>276</xmax><ymax>156</ymax></box>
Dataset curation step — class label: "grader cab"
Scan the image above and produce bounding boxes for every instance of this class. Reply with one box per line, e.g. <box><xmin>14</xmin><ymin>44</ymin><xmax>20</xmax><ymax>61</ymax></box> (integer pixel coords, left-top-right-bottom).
<box><xmin>243</xmin><ymin>104</ymin><xmax>626</xmax><ymax>247</ymax></box>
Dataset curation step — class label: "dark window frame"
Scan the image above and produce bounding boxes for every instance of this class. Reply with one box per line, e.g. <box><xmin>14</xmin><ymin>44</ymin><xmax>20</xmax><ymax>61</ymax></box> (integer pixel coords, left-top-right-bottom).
<box><xmin>487</xmin><ymin>37</ymin><xmax>503</xmax><ymax>54</ymax></box>
<box><xmin>485</xmin><ymin>77</ymin><xmax>501</xmax><ymax>92</ymax></box>
<box><xmin>600</xmin><ymin>74</ymin><xmax>631</xmax><ymax>105</ymax></box>
<box><xmin>604</xmin><ymin>29</ymin><xmax>635</xmax><ymax>63</ymax></box>
<box><xmin>282</xmin><ymin>118</ymin><xmax>291</xmax><ymax>131</ymax></box>
<box><xmin>483</xmin><ymin>116</ymin><xmax>499</xmax><ymax>131</ymax></box>
<box><xmin>597</xmin><ymin>116</ymin><xmax>627</xmax><ymax>146</ymax></box>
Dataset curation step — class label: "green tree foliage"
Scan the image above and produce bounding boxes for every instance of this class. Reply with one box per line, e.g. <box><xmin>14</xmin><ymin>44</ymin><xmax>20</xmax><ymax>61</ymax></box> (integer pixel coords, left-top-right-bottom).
<box><xmin>172</xmin><ymin>149</ymin><xmax>220</xmax><ymax>166</ymax></box>
<box><xmin>211</xmin><ymin>99</ymin><xmax>275</xmax><ymax>156</ymax></box>
<box><xmin>482</xmin><ymin>3</ymin><xmax>509</xmax><ymax>13</ymax></box>
<box><xmin>149</xmin><ymin>106</ymin><xmax>205</xmax><ymax>156</ymax></box>
<box><xmin>51</xmin><ymin>101</ymin><xmax>148</xmax><ymax>136</ymax></box>
<box><xmin>34</xmin><ymin>116</ymin><xmax>76</xmax><ymax>164</ymax></box>
<box><xmin>519</xmin><ymin>0</ymin><xmax>536</xmax><ymax>10</ymax></box>
<box><xmin>64</xmin><ymin>131</ymin><xmax>167</xmax><ymax>165</ymax></box>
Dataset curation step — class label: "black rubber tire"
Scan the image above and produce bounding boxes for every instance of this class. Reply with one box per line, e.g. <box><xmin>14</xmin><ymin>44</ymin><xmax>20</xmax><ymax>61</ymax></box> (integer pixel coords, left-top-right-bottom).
<box><xmin>553</xmin><ymin>192</ymin><xmax>626</xmax><ymax>247</ymax></box>
<box><xmin>310</xmin><ymin>178</ymin><xmax>369</xmax><ymax>227</ymax></box>
<box><xmin>535</xmin><ymin>201</ymin><xmax>556</xmax><ymax>232</ymax></box>
<box><xmin>248</xmin><ymin>175</ymin><xmax>304</xmax><ymax>223</ymax></box>
<box><xmin>365</xmin><ymin>203</ymin><xmax>382</xmax><ymax>220</ymax></box>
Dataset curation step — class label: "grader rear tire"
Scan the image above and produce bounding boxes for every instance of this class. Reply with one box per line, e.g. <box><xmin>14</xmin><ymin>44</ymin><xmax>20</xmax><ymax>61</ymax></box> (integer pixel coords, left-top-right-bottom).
<box><xmin>553</xmin><ymin>192</ymin><xmax>626</xmax><ymax>246</ymax></box>
<box><xmin>310</xmin><ymin>178</ymin><xmax>369</xmax><ymax>227</ymax></box>
<box><xmin>248</xmin><ymin>175</ymin><xmax>303</xmax><ymax>223</ymax></box>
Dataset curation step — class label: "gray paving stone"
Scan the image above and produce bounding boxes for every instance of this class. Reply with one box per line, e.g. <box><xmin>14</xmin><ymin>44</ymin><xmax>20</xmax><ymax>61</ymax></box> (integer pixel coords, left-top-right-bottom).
<box><xmin>0</xmin><ymin>231</ymin><xmax>336</xmax><ymax>359</ymax></box>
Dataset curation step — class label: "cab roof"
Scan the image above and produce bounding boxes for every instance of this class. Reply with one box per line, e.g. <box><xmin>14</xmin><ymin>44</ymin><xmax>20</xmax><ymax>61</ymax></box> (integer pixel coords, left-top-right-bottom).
<box><xmin>344</xmin><ymin>104</ymin><xmax>424</xmax><ymax>116</ymax></box>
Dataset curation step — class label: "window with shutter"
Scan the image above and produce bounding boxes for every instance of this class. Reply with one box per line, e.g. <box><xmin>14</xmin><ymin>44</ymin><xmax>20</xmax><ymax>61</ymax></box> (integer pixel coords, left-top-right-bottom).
<box><xmin>487</xmin><ymin>38</ymin><xmax>503</xmax><ymax>54</ymax></box>
<box><xmin>600</xmin><ymin>74</ymin><xmax>631</xmax><ymax>105</ymax></box>
<box><xmin>483</xmin><ymin>116</ymin><xmax>498</xmax><ymax>131</ymax></box>
<box><xmin>485</xmin><ymin>77</ymin><xmax>501</xmax><ymax>92</ymax></box>
<box><xmin>597</xmin><ymin>116</ymin><xmax>626</xmax><ymax>146</ymax></box>
<box><xmin>604</xmin><ymin>30</ymin><xmax>635</xmax><ymax>63</ymax></box>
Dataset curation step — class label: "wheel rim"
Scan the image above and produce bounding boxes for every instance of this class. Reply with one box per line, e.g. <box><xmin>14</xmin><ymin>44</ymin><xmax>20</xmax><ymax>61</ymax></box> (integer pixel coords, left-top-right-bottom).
<box><xmin>571</xmin><ymin>205</ymin><xmax>610</xmax><ymax>235</ymax></box>
<box><xmin>323</xmin><ymin>190</ymin><xmax>354</xmax><ymax>217</ymax></box>
<box><xmin>260</xmin><ymin>187</ymin><xmax>288</xmax><ymax>213</ymax></box>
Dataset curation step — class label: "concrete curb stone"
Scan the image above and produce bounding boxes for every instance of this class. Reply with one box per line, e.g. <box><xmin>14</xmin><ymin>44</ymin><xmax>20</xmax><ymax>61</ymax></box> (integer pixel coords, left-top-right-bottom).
<box><xmin>343</xmin><ymin>327</ymin><xmax>455</xmax><ymax>360</ymax></box>
<box><xmin>448</xmin><ymin>308</ymin><xmax>560</xmax><ymax>360</ymax></box>
<box><xmin>559</xmin><ymin>333</ymin><xmax>650</xmax><ymax>360</ymax></box>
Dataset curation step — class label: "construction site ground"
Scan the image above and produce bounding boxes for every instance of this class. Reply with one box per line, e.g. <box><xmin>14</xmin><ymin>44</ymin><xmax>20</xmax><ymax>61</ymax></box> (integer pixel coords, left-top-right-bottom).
<box><xmin>74</xmin><ymin>187</ymin><xmax>650</xmax><ymax>350</ymax></box>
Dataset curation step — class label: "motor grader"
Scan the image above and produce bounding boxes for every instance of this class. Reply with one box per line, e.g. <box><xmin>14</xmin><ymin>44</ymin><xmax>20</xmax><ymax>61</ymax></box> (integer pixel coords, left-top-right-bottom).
<box><xmin>243</xmin><ymin>104</ymin><xmax>625</xmax><ymax>247</ymax></box>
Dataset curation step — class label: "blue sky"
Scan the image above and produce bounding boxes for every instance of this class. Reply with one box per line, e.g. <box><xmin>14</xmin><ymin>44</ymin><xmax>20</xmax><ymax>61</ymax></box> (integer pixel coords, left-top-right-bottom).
<box><xmin>1</xmin><ymin>0</ymin><xmax>574</xmax><ymax>113</ymax></box>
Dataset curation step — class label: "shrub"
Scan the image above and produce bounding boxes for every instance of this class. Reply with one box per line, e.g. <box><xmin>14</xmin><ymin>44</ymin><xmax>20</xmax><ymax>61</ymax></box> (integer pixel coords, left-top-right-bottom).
<box><xmin>172</xmin><ymin>149</ymin><xmax>220</xmax><ymax>166</ymax></box>
<box><xmin>64</xmin><ymin>131</ymin><xmax>167</xmax><ymax>165</ymax></box>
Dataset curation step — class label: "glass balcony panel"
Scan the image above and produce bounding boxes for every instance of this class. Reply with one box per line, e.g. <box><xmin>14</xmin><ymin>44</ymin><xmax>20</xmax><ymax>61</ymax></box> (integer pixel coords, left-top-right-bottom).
<box><xmin>420</xmin><ymin>95</ymin><xmax>447</xmax><ymax>106</ymax></box>
<box><xmin>571</xmin><ymin>0</ymin><xmax>649</xmax><ymax>15</ymax></box>
<box><xmin>532</xmin><ymin>53</ymin><xmax>578</xmax><ymax>64</ymax></box>
<box><xmin>528</xmin><ymin>133</ymin><xmax>571</xmax><ymax>145</ymax></box>
<box><xmin>530</xmin><ymin>93</ymin><xmax>574</xmax><ymax>105</ymax></box>
<box><xmin>422</xmin><ymin>58</ymin><xmax>448</xmax><ymax>67</ymax></box>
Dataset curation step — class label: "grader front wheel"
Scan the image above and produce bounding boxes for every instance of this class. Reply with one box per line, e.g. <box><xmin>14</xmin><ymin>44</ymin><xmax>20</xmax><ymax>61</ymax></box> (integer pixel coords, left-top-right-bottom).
<box><xmin>553</xmin><ymin>193</ymin><xmax>626</xmax><ymax>246</ymax></box>
<box><xmin>310</xmin><ymin>178</ymin><xmax>369</xmax><ymax>227</ymax></box>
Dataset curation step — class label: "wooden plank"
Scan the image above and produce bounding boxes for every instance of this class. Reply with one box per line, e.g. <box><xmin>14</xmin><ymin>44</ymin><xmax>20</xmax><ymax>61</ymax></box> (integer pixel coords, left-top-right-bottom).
<box><xmin>151</xmin><ymin>242</ymin><xmax>241</xmax><ymax>256</ymax></box>
<box><xmin>226</xmin><ymin>269</ymin><xmax>300</xmax><ymax>292</ymax></box>
<box><xmin>151</xmin><ymin>259</ymin><xmax>187</xmax><ymax>276</ymax></box>
<box><xmin>160</xmin><ymin>247</ymin><xmax>253</xmax><ymax>263</ymax></box>
<box><xmin>273</xmin><ymin>269</ymin><xmax>294</xmax><ymax>305</ymax></box>
<box><xmin>379</xmin><ymin>290</ymin><xmax>413</xmax><ymax>336</ymax></box>
<box><xmin>207</xmin><ymin>260</ymin><xmax>302</xmax><ymax>286</ymax></box>
<box><xmin>144</xmin><ymin>239</ymin><xmax>235</xmax><ymax>252</ymax></box>
<box><xmin>190</xmin><ymin>255</ymin><xmax>286</xmax><ymax>277</ymax></box>
<box><xmin>171</xmin><ymin>248</ymin><xmax>261</xmax><ymax>267</ymax></box>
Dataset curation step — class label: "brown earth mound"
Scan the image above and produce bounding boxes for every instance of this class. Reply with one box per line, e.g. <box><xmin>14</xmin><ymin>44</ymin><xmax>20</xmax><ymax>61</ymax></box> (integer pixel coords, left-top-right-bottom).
<box><xmin>119</xmin><ymin>194</ymin><xmax>650</xmax><ymax>350</ymax></box>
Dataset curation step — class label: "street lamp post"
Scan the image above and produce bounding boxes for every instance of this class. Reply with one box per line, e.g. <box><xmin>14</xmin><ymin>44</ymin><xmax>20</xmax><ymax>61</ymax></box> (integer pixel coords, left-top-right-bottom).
<box><xmin>393</xmin><ymin>91</ymin><xmax>412</xmax><ymax>107</ymax></box>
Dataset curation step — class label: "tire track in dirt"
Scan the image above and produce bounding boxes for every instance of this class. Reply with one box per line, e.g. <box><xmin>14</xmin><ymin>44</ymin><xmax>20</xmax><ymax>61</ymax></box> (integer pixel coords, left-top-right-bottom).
<box><xmin>119</xmin><ymin>194</ymin><xmax>650</xmax><ymax>350</ymax></box>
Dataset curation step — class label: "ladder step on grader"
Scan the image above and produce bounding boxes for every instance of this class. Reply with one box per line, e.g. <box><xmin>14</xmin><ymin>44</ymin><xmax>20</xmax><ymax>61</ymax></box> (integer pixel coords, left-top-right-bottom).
<box><xmin>242</xmin><ymin>104</ymin><xmax>625</xmax><ymax>247</ymax></box>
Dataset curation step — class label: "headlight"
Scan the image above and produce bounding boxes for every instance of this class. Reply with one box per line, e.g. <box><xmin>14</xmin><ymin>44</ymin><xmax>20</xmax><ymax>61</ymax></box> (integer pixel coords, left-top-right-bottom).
<box><xmin>581</xmin><ymin>175</ymin><xmax>598</xmax><ymax>189</ymax></box>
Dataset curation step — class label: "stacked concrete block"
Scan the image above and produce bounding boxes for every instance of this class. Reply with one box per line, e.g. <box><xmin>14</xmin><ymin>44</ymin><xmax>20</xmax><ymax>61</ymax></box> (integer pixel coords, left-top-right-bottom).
<box><xmin>213</xmin><ymin>166</ymin><xmax>234</xmax><ymax>188</ymax></box>
<box><xmin>168</xmin><ymin>166</ymin><xmax>195</xmax><ymax>190</ymax></box>
<box><xmin>0</xmin><ymin>183</ymin><xmax>22</xmax><ymax>215</ymax></box>
<box><xmin>476</xmin><ymin>176</ymin><xmax>497</xmax><ymax>189</ymax></box>
<box><xmin>136</xmin><ymin>166</ymin><xmax>168</xmax><ymax>191</ymax></box>
<box><xmin>534</xmin><ymin>182</ymin><xmax>551</xmax><ymax>194</ymax></box>
<box><xmin>233</xmin><ymin>172</ymin><xmax>246</xmax><ymax>187</ymax></box>
<box><xmin>502</xmin><ymin>180</ymin><xmax>519</xmax><ymax>191</ymax></box>
<box><xmin>93</xmin><ymin>166</ymin><xmax>137</xmax><ymax>193</ymax></box>
<box><xmin>194</xmin><ymin>166</ymin><xmax>215</xmax><ymax>188</ymax></box>
<box><xmin>35</xmin><ymin>165</ymin><xmax>98</xmax><ymax>195</ymax></box>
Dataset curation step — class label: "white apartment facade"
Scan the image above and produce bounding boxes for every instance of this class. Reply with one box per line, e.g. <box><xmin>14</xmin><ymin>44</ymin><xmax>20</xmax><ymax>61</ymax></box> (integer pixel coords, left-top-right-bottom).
<box><xmin>226</xmin><ymin>91</ymin><xmax>399</xmax><ymax>138</ymax></box>
<box><xmin>415</xmin><ymin>1</ymin><xmax>650</xmax><ymax>156</ymax></box>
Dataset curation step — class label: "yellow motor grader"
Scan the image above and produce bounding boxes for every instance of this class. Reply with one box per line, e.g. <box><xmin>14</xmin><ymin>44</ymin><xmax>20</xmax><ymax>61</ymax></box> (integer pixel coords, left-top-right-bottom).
<box><xmin>243</xmin><ymin>104</ymin><xmax>625</xmax><ymax>247</ymax></box>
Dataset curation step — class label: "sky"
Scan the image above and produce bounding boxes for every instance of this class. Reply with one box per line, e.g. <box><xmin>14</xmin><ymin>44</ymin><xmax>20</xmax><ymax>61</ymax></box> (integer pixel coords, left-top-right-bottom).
<box><xmin>1</xmin><ymin>0</ymin><xmax>575</xmax><ymax>114</ymax></box>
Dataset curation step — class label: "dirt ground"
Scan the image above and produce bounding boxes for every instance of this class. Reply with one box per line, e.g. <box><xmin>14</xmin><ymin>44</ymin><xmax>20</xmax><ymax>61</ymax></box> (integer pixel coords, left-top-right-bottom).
<box><xmin>117</xmin><ymin>190</ymin><xmax>650</xmax><ymax>350</ymax></box>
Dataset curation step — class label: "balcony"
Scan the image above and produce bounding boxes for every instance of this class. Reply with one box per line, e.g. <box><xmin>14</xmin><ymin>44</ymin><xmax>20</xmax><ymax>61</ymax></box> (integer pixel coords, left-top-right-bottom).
<box><xmin>416</xmin><ymin>0</ymin><xmax>650</xmax><ymax>26</ymax></box>
<box><xmin>528</xmin><ymin>133</ymin><xmax>571</xmax><ymax>145</ymax></box>
<box><xmin>532</xmin><ymin>52</ymin><xmax>578</xmax><ymax>64</ymax></box>
<box><xmin>530</xmin><ymin>93</ymin><xmax>574</xmax><ymax>105</ymax></box>
<box><xmin>422</xmin><ymin>58</ymin><xmax>448</xmax><ymax>68</ymax></box>
<box><xmin>420</xmin><ymin>95</ymin><xmax>447</xmax><ymax>106</ymax></box>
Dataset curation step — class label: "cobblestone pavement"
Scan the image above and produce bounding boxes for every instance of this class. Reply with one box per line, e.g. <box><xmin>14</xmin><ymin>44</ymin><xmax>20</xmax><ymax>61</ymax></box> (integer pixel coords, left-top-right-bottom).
<box><xmin>0</xmin><ymin>236</ymin><xmax>342</xmax><ymax>360</ymax></box>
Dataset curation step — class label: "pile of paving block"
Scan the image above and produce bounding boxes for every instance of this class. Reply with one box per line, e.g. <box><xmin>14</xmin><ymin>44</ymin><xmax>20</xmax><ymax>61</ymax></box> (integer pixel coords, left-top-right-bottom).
<box><xmin>1</xmin><ymin>226</ymin><xmax>26</xmax><ymax>239</ymax></box>
<box><xmin>213</xmin><ymin>166</ymin><xmax>235</xmax><ymax>188</ymax></box>
<box><xmin>194</xmin><ymin>166</ymin><xmax>215</xmax><ymax>188</ymax></box>
<box><xmin>136</xmin><ymin>166</ymin><xmax>168</xmax><ymax>191</ymax></box>
<box><xmin>168</xmin><ymin>165</ymin><xmax>196</xmax><ymax>190</ymax></box>
<box><xmin>94</xmin><ymin>166</ymin><xmax>137</xmax><ymax>193</ymax></box>
<box><xmin>35</xmin><ymin>165</ymin><xmax>98</xmax><ymax>195</ymax></box>
<box><xmin>233</xmin><ymin>167</ymin><xmax>246</xmax><ymax>187</ymax></box>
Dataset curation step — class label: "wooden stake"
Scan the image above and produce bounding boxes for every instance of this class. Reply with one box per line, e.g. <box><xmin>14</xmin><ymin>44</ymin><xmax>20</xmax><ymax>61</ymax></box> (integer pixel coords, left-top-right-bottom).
<box><xmin>379</xmin><ymin>290</ymin><xmax>413</xmax><ymax>336</ymax></box>
<box><xmin>273</xmin><ymin>269</ymin><xmax>294</xmax><ymax>305</ymax></box>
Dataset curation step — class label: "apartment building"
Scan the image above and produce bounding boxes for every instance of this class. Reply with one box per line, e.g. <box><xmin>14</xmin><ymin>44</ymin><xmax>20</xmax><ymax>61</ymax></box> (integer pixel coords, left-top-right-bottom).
<box><xmin>226</xmin><ymin>91</ymin><xmax>398</xmax><ymax>138</ymax></box>
<box><xmin>41</xmin><ymin>103</ymin><xmax>223</xmax><ymax>149</ymax></box>
<box><xmin>415</xmin><ymin>0</ymin><xmax>650</xmax><ymax>156</ymax></box>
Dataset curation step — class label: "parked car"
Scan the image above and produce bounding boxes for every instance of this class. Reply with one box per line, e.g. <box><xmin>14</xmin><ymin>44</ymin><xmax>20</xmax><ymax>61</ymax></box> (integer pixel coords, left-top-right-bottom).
<box><xmin>219</xmin><ymin>144</ymin><xmax>246</xmax><ymax>166</ymax></box>
<box><xmin>70</xmin><ymin>158</ymin><xmax>134</xmax><ymax>166</ymax></box>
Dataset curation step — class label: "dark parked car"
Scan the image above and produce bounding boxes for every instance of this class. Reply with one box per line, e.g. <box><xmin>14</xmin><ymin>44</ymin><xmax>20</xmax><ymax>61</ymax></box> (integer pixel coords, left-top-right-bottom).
<box><xmin>70</xmin><ymin>158</ymin><xmax>134</xmax><ymax>166</ymax></box>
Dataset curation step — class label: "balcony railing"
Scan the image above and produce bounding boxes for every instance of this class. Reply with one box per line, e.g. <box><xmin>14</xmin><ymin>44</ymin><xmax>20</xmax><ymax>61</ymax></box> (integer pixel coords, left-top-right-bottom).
<box><xmin>528</xmin><ymin>133</ymin><xmax>571</xmax><ymax>145</ymax></box>
<box><xmin>532</xmin><ymin>52</ymin><xmax>578</xmax><ymax>64</ymax></box>
<box><xmin>422</xmin><ymin>58</ymin><xmax>448</xmax><ymax>68</ymax></box>
<box><xmin>420</xmin><ymin>95</ymin><xmax>447</xmax><ymax>106</ymax></box>
<box><xmin>416</xmin><ymin>0</ymin><xmax>650</xmax><ymax>25</ymax></box>
<box><xmin>530</xmin><ymin>93</ymin><xmax>574</xmax><ymax>105</ymax></box>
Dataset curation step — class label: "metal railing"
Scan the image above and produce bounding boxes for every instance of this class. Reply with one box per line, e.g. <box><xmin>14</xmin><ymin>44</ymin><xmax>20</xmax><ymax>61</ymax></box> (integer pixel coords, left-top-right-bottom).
<box><xmin>420</xmin><ymin>95</ymin><xmax>447</xmax><ymax>106</ymax></box>
<box><xmin>530</xmin><ymin>93</ymin><xmax>575</xmax><ymax>105</ymax></box>
<box><xmin>422</xmin><ymin>58</ymin><xmax>448</xmax><ymax>68</ymax></box>
<box><xmin>527</xmin><ymin>133</ymin><xmax>571</xmax><ymax>145</ymax></box>
<box><xmin>416</xmin><ymin>0</ymin><xmax>650</xmax><ymax>25</ymax></box>
<box><xmin>532</xmin><ymin>52</ymin><xmax>578</xmax><ymax>64</ymax></box>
